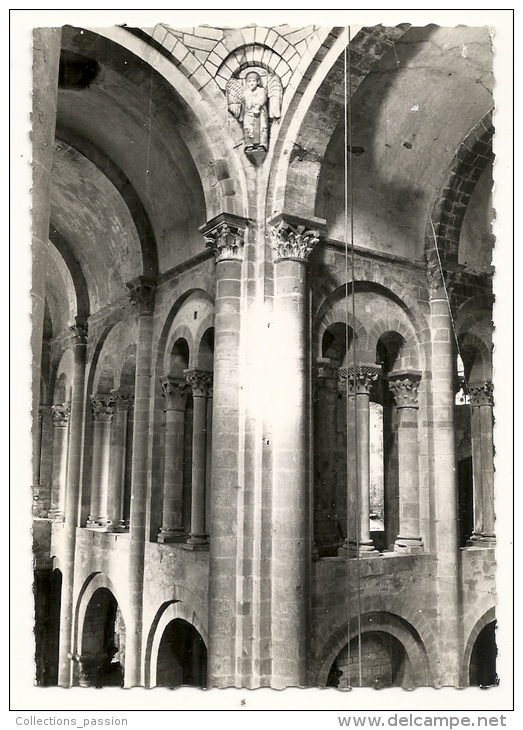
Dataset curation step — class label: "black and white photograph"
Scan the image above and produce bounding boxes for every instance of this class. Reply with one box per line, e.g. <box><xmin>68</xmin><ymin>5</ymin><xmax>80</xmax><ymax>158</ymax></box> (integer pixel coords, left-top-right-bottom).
<box><xmin>11</xmin><ymin>7</ymin><xmax>514</xmax><ymax>719</ymax></box>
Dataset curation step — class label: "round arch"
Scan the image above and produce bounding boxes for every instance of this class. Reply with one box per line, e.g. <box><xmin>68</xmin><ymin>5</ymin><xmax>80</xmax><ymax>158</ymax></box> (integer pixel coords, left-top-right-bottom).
<box><xmin>144</xmin><ymin>596</ymin><xmax>208</xmax><ymax>687</ymax></box>
<box><xmin>314</xmin><ymin>280</ymin><xmax>427</xmax><ymax>373</ymax></box>
<box><xmin>164</xmin><ymin>324</ymin><xmax>193</xmax><ymax>378</ymax></box>
<box><xmin>461</xmin><ymin>607</ymin><xmax>496</xmax><ymax>687</ymax></box>
<box><xmin>315</xmin><ymin>611</ymin><xmax>431</xmax><ymax>688</ymax></box>
<box><xmin>74</xmin><ymin>572</ymin><xmax>128</xmax><ymax>674</ymax></box>
<box><xmin>156</xmin><ymin>288</ymin><xmax>214</xmax><ymax>380</ymax></box>
<box><xmin>64</xmin><ymin>26</ymin><xmax>248</xmax><ymax>221</ymax></box>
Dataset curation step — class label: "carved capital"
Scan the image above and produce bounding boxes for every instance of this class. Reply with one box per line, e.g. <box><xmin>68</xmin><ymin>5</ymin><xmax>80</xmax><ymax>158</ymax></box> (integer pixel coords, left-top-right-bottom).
<box><xmin>126</xmin><ymin>277</ymin><xmax>157</xmax><ymax>315</ymax></box>
<box><xmin>468</xmin><ymin>381</ymin><xmax>494</xmax><ymax>407</ymax></box>
<box><xmin>70</xmin><ymin>317</ymin><xmax>88</xmax><ymax>345</ymax></box>
<box><xmin>387</xmin><ymin>370</ymin><xmax>422</xmax><ymax>408</ymax></box>
<box><xmin>51</xmin><ymin>402</ymin><xmax>70</xmax><ymax>427</ymax></box>
<box><xmin>338</xmin><ymin>364</ymin><xmax>381</xmax><ymax>395</ymax></box>
<box><xmin>269</xmin><ymin>219</ymin><xmax>320</xmax><ymax>263</ymax></box>
<box><xmin>90</xmin><ymin>393</ymin><xmax>115</xmax><ymax>421</ymax></box>
<box><xmin>184</xmin><ymin>369</ymin><xmax>213</xmax><ymax>397</ymax></box>
<box><xmin>110</xmin><ymin>388</ymin><xmax>134</xmax><ymax>412</ymax></box>
<box><xmin>200</xmin><ymin>213</ymin><xmax>248</xmax><ymax>263</ymax></box>
<box><xmin>160</xmin><ymin>375</ymin><xmax>191</xmax><ymax>411</ymax></box>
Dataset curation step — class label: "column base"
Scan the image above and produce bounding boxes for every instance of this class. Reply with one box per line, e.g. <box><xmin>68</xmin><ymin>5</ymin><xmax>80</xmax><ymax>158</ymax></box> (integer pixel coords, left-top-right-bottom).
<box><xmin>158</xmin><ymin>529</ymin><xmax>187</xmax><ymax>544</ymax></box>
<box><xmin>466</xmin><ymin>531</ymin><xmax>483</xmax><ymax>547</ymax></box>
<box><xmin>481</xmin><ymin>532</ymin><xmax>496</xmax><ymax>545</ymax></box>
<box><xmin>183</xmin><ymin>535</ymin><xmax>209</xmax><ymax>551</ymax></box>
<box><xmin>338</xmin><ymin>541</ymin><xmax>380</xmax><ymax>558</ymax></box>
<box><xmin>394</xmin><ymin>537</ymin><xmax>424</xmax><ymax>554</ymax></box>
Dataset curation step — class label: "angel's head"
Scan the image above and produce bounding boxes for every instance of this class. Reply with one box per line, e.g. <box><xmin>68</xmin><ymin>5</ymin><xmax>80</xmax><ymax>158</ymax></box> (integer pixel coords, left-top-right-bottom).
<box><xmin>245</xmin><ymin>72</ymin><xmax>262</xmax><ymax>91</ymax></box>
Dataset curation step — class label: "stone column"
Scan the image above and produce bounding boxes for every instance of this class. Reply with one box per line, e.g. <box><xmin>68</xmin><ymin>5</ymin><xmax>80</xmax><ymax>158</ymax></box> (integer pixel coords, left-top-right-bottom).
<box><xmin>157</xmin><ymin>376</ymin><xmax>189</xmax><ymax>543</ymax></box>
<box><xmin>338</xmin><ymin>365</ymin><xmax>381</xmax><ymax>558</ymax></box>
<box><xmin>49</xmin><ymin>402</ymin><xmax>70</xmax><ymax>520</ymax></box>
<box><xmin>32</xmin><ymin>27</ymin><xmax>61</xmax><ymax>489</ymax></box>
<box><xmin>201</xmin><ymin>213</ymin><xmax>247</xmax><ymax>687</ymax></box>
<box><xmin>468</xmin><ymin>382</ymin><xmax>495</xmax><ymax>545</ymax></box>
<box><xmin>108</xmin><ymin>388</ymin><xmax>134</xmax><ymax>529</ymax></box>
<box><xmin>388</xmin><ymin>371</ymin><xmax>424</xmax><ymax>553</ymax></box>
<box><xmin>87</xmin><ymin>395</ymin><xmax>115</xmax><ymax>528</ymax></box>
<box><xmin>427</xmin><ymin>265</ymin><xmax>460</xmax><ymax>686</ymax></box>
<box><xmin>35</xmin><ymin>407</ymin><xmax>45</xmax><ymax>488</ymax></box>
<box><xmin>58</xmin><ymin>318</ymin><xmax>88</xmax><ymax>686</ymax></box>
<box><xmin>184</xmin><ymin>369</ymin><xmax>213</xmax><ymax>550</ymax></box>
<box><xmin>124</xmin><ymin>277</ymin><xmax>156</xmax><ymax>688</ymax></box>
<box><xmin>205</xmin><ymin>385</ymin><xmax>213</xmax><ymax>539</ymax></box>
<box><xmin>269</xmin><ymin>218</ymin><xmax>320</xmax><ymax>688</ymax></box>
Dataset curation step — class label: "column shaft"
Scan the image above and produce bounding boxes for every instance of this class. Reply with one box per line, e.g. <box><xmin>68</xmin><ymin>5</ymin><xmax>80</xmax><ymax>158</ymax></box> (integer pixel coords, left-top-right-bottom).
<box><xmin>480</xmin><ymin>402</ymin><xmax>495</xmax><ymax>541</ymax></box>
<box><xmin>88</xmin><ymin>396</ymin><xmax>114</xmax><ymax>526</ymax></box>
<box><xmin>208</xmin><ymin>258</ymin><xmax>242</xmax><ymax>686</ymax></box>
<box><xmin>49</xmin><ymin>405</ymin><xmax>69</xmax><ymax>520</ymax></box>
<box><xmin>271</xmin><ymin>257</ymin><xmax>308</xmax><ymax>688</ymax></box>
<box><xmin>58</xmin><ymin>320</ymin><xmax>87</xmax><ymax>686</ymax></box>
<box><xmin>186</xmin><ymin>391</ymin><xmax>208</xmax><ymax>547</ymax></box>
<box><xmin>158</xmin><ymin>386</ymin><xmax>186</xmax><ymax>542</ymax></box>
<box><xmin>388</xmin><ymin>371</ymin><xmax>423</xmax><ymax>553</ymax></box>
<box><xmin>112</xmin><ymin>407</ymin><xmax>127</xmax><ymax>526</ymax></box>
<box><xmin>355</xmin><ymin>391</ymin><xmax>372</xmax><ymax>547</ymax></box>
<box><xmin>338</xmin><ymin>366</ymin><xmax>380</xmax><ymax>557</ymax></box>
<box><xmin>430</xmin><ymin>293</ymin><xmax>460</xmax><ymax>685</ymax></box>
<box><xmin>124</xmin><ymin>278</ymin><xmax>156</xmax><ymax>688</ymax></box>
<box><xmin>468</xmin><ymin>383</ymin><xmax>495</xmax><ymax>544</ymax></box>
<box><xmin>469</xmin><ymin>404</ymin><xmax>484</xmax><ymax>543</ymax></box>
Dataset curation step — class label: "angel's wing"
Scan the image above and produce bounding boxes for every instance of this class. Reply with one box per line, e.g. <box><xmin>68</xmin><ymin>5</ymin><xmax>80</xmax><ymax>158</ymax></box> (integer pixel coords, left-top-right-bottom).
<box><xmin>267</xmin><ymin>74</ymin><xmax>283</xmax><ymax>119</ymax></box>
<box><xmin>226</xmin><ymin>77</ymin><xmax>244</xmax><ymax>120</ymax></box>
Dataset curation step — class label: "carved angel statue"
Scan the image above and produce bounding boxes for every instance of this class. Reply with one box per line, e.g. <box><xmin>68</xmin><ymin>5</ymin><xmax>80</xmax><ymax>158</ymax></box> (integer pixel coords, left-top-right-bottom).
<box><xmin>226</xmin><ymin>71</ymin><xmax>283</xmax><ymax>153</ymax></box>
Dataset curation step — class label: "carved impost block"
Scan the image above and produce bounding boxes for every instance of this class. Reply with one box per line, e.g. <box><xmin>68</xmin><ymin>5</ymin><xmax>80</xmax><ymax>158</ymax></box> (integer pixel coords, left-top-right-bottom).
<box><xmin>70</xmin><ymin>317</ymin><xmax>88</xmax><ymax>345</ymax></box>
<box><xmin>338</xmin><ymin>364</ymin><xmax>381</xmax><ymax>395</ymax></box>
<box><xmin>51</xmin><ymin>402</ymin><xmax>71</xmax><ymax>427</ymax></box>
<box><xmin>90</xmin><ymin>393</ymin><xmax>115</xmax><ymax>421</ymax></box>
<box><xmin>468</xmin><ymin>381</ymin><xmax>494</xmax><ymax>407</ymax></box>
<box><xmin>184</xmin><ymin>369</ymin><xmax>213</xmax><ymax>398</ymax></box>
<box><xmin>109</xmin><ymin>388</ymin><xmax>134</xmax><ymax>412</ymax></box>
<box><xmin>269</xmin><ymin>218</ymin><xmax>320</xmax><ymax>263</ymax></box>
<box><xmin>160</xmin><ymin>375</ymin><xmax>191</xmax><ymax>411</ymax></box>
<box><xmin>126</xmin><ymin>276</ymin><xmax>157</xmax><ymax>316</ymax></box>
<box><xmin>200</xmin><ymin>213</ymin><xmax>248</xmax><ymax>263</ymax></box>
<box><xmin>387</xmin><ymin>370</ymin><xmax>423</xmax><ymax>409</ymax></box>
<box><xmin>426</xmin><ymin>262</ymin><xmax>462</xmax><ymax>298</ymax></box>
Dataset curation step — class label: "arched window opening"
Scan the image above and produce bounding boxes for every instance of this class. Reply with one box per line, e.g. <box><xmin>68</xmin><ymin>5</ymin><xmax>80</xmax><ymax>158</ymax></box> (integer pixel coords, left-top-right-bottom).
<box><xmin>34</xmin><ymin>567</ymin><xmax>62</xmax><ymax>686</ymax></box>
<box><xmin>322</xmin><ymin>323</ymin><xmax>354</xmax><ymax>366</ymax></box>
<box><xmin>369</xmin><ymin>401</ymin><xmax>385</xmax><ymax>535</ymax></box>
<box><xmin>109</xmin><ymin>355</ymin><xmax>135</xmax><ymax>531</ymax></box>
<box><xmin>313</xmin><ymin>324</ymin><xmax>355</xmax><ymax>556</ymax></box>
<box><xmin>77</xmin><ymin>588</ymin><xmax>125</xmax><ymax>687</ymax></box>
<box><xmin>326</xmin><ymin>632</ymin><xmax>413</xmax><ymax>689</ymax></box>
<box><xmin>183</xmin><ymin>394</ymin><xmax>194</xmax><ymax>535</ymax></box>
<box><xmin>198</xmin><ymin>328</ymin><xmax>214</xmax><ymax>371</ymax></box>
<box><xmin>455</xmin><ymin>353</ymin><xmax>469</xmax><ymax>405</ymax></box>
<box><xmin>469</xmin><ymin>622</ymin><xmax>497</xmax><ymax>687</ymax></box>
<box><xmin>156</xmin><ymin>619</ymin><xmax>207</xmax><ymax>688</ymax></box>
<box><xmin>170</xmin><ymin>338</ymin><xmax>189</xmax><ymax>378</ymax></box>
